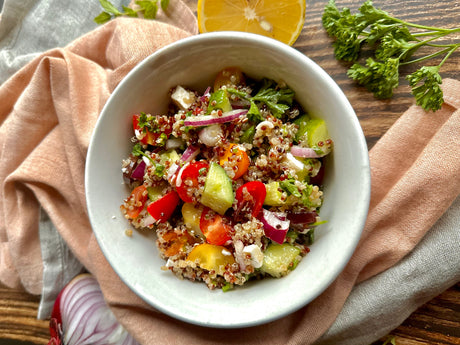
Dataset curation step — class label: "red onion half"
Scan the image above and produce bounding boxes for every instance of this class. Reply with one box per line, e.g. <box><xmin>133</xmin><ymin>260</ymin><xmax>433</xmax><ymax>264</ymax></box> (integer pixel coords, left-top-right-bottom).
<box><xmin>183</xmin><ymin>109</ymin><xmax>248</xmax><ymax>127</ymax></box>
<box><xmin>49</xmin><ymin>274</ymin><xmax>139</xmax><ymax>345</ymax></box>
<box><xmin>260</xmin><ymin>209</ymin><xmax>290</xmax><ymax>244</ymax></box>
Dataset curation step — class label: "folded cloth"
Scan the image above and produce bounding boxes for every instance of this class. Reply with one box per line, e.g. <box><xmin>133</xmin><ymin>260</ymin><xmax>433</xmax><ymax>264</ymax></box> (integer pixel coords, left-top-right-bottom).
<box><xmin>0</xmin><ymin>3</ymin><xmax>459</xmax><ymax>345</ymax></box>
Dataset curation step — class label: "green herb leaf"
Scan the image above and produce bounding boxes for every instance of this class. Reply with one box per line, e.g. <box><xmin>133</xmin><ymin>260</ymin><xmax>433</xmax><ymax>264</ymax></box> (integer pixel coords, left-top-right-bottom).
<box><xmin>123</xmin><ymin>5</ymin><xmax>138</xmax><ymax>17</ymax></box>
<box><xmin>323</xmin><ymin>0</ymin><xmax>460</xmax><ymax>111</ymax></box>
<box><xmin>154</xmin><ymin>164</ymin><xmax>165</xmax><ymax>177</ymax></box>
<box><xmin>406</xmin><ymin>66</ymin><xmax>443</xmax><ymax>111</ymax></box>
<box><xmin>347</xmin><ymin>57</ymin><xmax>399</xmax><ymax>99</ymax></box>
<box><xmin>98</xmin><ymin>0</ymin><xmax>122</xmax><ymax>15</ymax></box>
<box><xmin>94</xmin><ymin>11</ymin><xmax>112</xmax><ymax>24</ymax></box>
<box><xmin>160</xmin><ymin>0</ymin><xmax>169</xmax><ymax>12</ymax></box>
<box><xmin>136</xmin><ymin>0</ymin><xmax>158</xmax><ymax>19</ymax></box>
<box><xmin>279</xmin><ymin>180</ymin><xmax>301</xmax><ymax>198</ymax></box>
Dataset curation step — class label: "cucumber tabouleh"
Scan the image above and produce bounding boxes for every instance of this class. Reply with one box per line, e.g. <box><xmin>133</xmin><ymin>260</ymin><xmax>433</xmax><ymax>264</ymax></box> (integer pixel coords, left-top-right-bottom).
<box><xmin>120</xmin><ymin>67</ymin><xmax>333</xmax><ymax>290</ymax></box>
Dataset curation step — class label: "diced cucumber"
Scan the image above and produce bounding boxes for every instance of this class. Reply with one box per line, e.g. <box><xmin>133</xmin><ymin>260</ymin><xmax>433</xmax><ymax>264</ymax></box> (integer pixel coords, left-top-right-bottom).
<box><xmin>147</xmin><ymin>185</ymin><xmax>164</xmax><ymax>202</ymax></box>
<box><xmin>207</xmin><ymin>89</ymin><xmax>232</xmax><ymax>113</ymax></box>
<box><xmin>200</xmin><ymin>163</ymin><xmax>234</xmax><ymax>215</ymax></box>
<box><xmin>260</xmin><ymin>243</ymin><xmax>301</xmax><ymax>278</ymax></box>
<box><xmin>305</xmin><ymin>118</ymin><xmax>331</xmax><ymax>149</ymax></box>
<box><xmin>159</xmin><ymin>149</ymin><xmax>180</xmax><ymax>165</ymax></box>
<box><xmin>293</xmin><ymin>113</ymin><xmax>310</xmax><ymax>142</ymax></box>
<box><xmin>295</xmin><ymin>116</ymin><xmax>332</xmax><ymax>155</ymax></box>
<box><xmin>264</xmin><ymin>182</ymin><xmax>285</xmax><ymax>206</ymax></box>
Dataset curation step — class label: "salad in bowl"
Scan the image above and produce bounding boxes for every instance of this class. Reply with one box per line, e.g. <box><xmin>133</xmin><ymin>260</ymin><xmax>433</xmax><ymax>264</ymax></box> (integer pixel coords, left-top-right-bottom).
<box><xmin>120</xmin><ymin>67</ymin><xmax>333</xmax><ymax>291</ymax></box>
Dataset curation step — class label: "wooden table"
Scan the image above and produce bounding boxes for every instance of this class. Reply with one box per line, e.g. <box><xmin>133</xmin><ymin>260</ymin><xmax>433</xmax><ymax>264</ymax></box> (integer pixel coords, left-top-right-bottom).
<box><xmin>1</xmin><ymin>0</ymin><xmax>459</xmax><ymax>344</ymax></box>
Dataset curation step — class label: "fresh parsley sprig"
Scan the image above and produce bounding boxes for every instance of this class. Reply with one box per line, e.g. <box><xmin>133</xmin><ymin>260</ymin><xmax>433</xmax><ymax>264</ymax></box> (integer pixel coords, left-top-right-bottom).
<box><xmin>322</xmin><ymin>0</ymin><xmax>460</xmax><ymax>111</ymax></box>
<box><xmin>227</xmin><ymin>79</ymin><xmax>295</xmax><ymax>122</ymax></box>
<box><xmin>94</xmin><ymin>0</ymin><xmax>169</xmax><ymax>24</ymax></box>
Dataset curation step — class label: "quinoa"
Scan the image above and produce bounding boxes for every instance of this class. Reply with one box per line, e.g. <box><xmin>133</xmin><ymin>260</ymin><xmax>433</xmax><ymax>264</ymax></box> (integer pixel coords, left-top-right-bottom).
<box><xmin>120</xmin><ymin>67</ymin><xmax>333</xmax><ymax>290</ymax></box>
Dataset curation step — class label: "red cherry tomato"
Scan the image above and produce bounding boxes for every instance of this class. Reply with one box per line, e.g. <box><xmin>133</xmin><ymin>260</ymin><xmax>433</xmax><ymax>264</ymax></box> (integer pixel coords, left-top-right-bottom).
<box><xmin>147</xmin><ymin>191</ymin><xmax>180</xmax><ymax>223</ymax></box>
<box><xmin>121</xmin><ymin>185</ymin><xmax>148</xmax><ymax>219</ymax></box>
<box><xmin>200</xmin><ymin>208</ymin><xmax>232</xmax><ymax>246</ymax></box>
<box><xmin>132</xmin><ymin>114</ymin><xmax>173</xmax><ymax>146</ymax></box>
<box><xmin>175</xmin><ymin>161</ymin><xmax>209</xmax><ymax>203</ymax></box>
<box><xmin>235</xmin><ymin>181</ymin><xmax>267</xmax><ymax>218</ymax></box>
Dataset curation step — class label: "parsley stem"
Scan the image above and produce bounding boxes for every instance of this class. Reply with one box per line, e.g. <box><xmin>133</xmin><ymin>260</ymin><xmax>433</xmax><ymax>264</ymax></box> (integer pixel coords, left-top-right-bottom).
<box><xmin>390</xmin><ymin>17</ymin><xmax>460</xmax><ymax>34</ymax></box>
<box><xmin>399</xmin><ymin>46</ymin><xmax>452</xmax><ymax>66</ymax></box>
<box><xmin>438</xmin><ymin>44</ymin><xmax>460</xmax><ymax>69</ymax></box>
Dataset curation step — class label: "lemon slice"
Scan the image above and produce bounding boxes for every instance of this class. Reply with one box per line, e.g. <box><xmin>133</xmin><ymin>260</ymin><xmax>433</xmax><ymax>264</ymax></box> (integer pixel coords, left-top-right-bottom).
<box><xmin>197</xmin><ymin>0</ymin><xmax>306</xmax><ymax>46</ymax></box>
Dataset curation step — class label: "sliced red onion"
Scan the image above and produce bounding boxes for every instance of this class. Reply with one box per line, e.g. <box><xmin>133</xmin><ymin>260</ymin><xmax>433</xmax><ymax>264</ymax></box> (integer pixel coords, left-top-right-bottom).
<box><xmin>287</xmin><ymin>210</ymin><xmax>318</xmax><ymax>224</ymax></box>
<box><xmin>183</xmin><ymin>109</ymin><xmax>248</xmax><ymax>127</ymax></box>
<box><xmin>290</xmin><ymin>145</ymin><xmax>323</xmax><ymax>158</ymax></box>
<box><xmin>260</xmin><ymin>208</ymin><xmax>290</xmax><ymax>244</ymax></box>
<box><xmin>130</xmin><ymin>160</ymin><xmax>146</xmax><ymax>181</ymax></box>
<box><xmin>180</xmin><ymin>145</ymin><xmax>200</xmax><ymax>164</ymax></box>
<box><xmin>199</xmin><ymin>86</ymin><xmax>211</xmax><ymax>102</ymax></box>
<box><xmin>51</xmin><ymin>274</ymin><xmax>139</xmax><ymax>345</ymax></box>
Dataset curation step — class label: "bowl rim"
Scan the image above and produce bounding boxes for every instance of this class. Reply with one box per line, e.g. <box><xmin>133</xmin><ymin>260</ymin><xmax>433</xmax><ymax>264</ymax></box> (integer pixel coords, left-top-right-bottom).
<box><xmin>85</xmin><ymin>31</ymin><xmax>371</xmax><ymax>328</ymax></box>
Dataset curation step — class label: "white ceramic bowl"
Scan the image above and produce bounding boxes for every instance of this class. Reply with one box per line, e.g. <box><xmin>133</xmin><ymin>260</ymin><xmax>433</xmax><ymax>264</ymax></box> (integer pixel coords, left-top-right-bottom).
<box><xmin>85</xmin><ymin>32</ymin><xmax>371</xmax><ymax>328</ymax></box>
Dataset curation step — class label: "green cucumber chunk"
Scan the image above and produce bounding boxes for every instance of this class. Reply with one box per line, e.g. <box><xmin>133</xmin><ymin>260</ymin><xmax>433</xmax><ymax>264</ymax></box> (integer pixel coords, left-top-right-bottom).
<box><xmin>159</xmin><ymin>149</ymin><xmax>180</xmax><ymax>165</ymax></box>
<box><xmin>293</xmin><ymin>113</ymin><xmax>311</xmax><ymax>142</ymax></box>
<box><xmin>147</xmin><ymin>185</ymin><xmax>164</xmax><ymax>202</ymax></box>
<box><xmin>207</xmin><ymin>89</ymin><xmax>232</xmax><ymax>113</ymax></box>
<box><xmin>305</xmin><ymin>118</ymin><xmax>331</xmax><ymax>148</ymax></box>
<box><xmin>201</xmin><ymin>163</ymin><xmax>234</xmax><ymax>215</ymax></box>
<box><xmin>264</xmin><ymin>182</ymin><xmax>285</xmax><ymax>206</ymax></box>
<box><xmin>261</xmin><ymin>243</ymin><xmax>301</xmax><ymax>278</ymax></box>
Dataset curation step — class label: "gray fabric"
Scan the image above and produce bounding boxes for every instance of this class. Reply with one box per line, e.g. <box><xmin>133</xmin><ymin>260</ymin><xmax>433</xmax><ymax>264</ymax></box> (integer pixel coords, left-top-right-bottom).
<box><xmin>0</xmin><ymin>0</ymin><xmax>458</xmax><ymax>343</ymax></box>
<box><xmin>316</xmin><ymin>195</ymin><xmax>460</xmax><ymax>345</ymax></box>
<box><xmin>37</xmin><ymin>209</ymin><xmax>85</xmax><ymax>319</ymax></box>
<box><xmin>0</xmin><ymin>0</ymin><xmax>126</xmax><ymax>319</ymax></box>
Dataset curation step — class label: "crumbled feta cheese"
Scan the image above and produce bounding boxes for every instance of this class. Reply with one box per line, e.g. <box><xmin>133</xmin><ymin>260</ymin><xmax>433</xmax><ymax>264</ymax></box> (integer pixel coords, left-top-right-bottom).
<box><xmin>243</xmin><ymin>244</ymin><xmax>264</xmax><ymax>268</ymax></box>
<box><xmin>284</xmin><ymin>152</ymin><xmax>305</xmax><ymax>172</ymax></box>
<box><xmin>171</xmin><ymin>85</ymin><xmax>196</xmax><ymax>110</ymax></box>
<box><xmin>222</xmin><ymin>249</ymin><xmax>232</xmax><ymax>256</ymax></box>
<box><xmin>165</xmin><ymin>258</ymin><xmax>175</xmax><ymax>268</ymax></box>
<box><xmin>142</xmin><ymin>156</ymin><xmax>151</xmax><ymax>166</ymax></box>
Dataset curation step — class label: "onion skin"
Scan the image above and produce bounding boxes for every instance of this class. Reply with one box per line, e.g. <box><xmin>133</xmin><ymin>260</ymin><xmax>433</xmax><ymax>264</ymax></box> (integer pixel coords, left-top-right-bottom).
<box><xmin>48</xmin><ymin>274</ymin><xmax>139</xmax><ymax>345</ymax></box>
<box><xmin>183</xmin><ymin>109</ymin><xmax>248</xmax><ymax>127</ymax></box>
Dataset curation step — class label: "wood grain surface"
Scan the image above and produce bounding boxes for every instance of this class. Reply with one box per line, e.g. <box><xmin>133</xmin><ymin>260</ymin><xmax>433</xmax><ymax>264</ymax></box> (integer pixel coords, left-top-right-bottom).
<box><xmin>1</xmin><ymin>0</ymin><xmax>459</xmax><ymax>344</ymax></box>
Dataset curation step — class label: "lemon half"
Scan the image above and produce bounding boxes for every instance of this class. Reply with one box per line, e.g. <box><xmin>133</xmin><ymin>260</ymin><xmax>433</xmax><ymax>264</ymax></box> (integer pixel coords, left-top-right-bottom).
<box><xmin>197</xmin><ymin>0</ymin><xmax>306</xmax><ymax>46</ymax></box>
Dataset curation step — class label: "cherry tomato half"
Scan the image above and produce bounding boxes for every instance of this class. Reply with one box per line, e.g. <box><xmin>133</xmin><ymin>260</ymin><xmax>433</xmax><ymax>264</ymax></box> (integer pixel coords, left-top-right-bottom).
<box><xmin>176</xmin><ymin>161</ymin><xmax>209</xmax><ymax>203</ymax></box>
<box><xmin>132</xmin><ymin>114</ymin><xmax>173</xmax><ymax>146</ymax></box>
<box><xmin>147</xmin><ymin>190</ymin><xmax>180</xmax><ymax>223</ymax></box>
<box><xmin>121</xmin><ymin>185</ymin><xmax>148</xmax><ymax>219</ymax></box>
<box><xmin>219</xmin><ymin>143</ymin><xmax>250</xmax><ymax>180</ymax></box>
<box><xmin>235</xmin><ymin>181</ymin><xmax>267</xmax><ymax>218</ymax></box>
<box><xmin>200</xmin><ymin>207</ymin><xmax>232</xmax><ymax>246</ymax></box>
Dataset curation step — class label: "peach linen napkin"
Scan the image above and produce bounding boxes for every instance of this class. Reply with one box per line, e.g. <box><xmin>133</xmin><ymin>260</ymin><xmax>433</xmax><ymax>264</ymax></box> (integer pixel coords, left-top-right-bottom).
<box><xmin>1</xmin><ymin>6</ymin><xmax>459</xmax><ymax>345</ymax></box>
